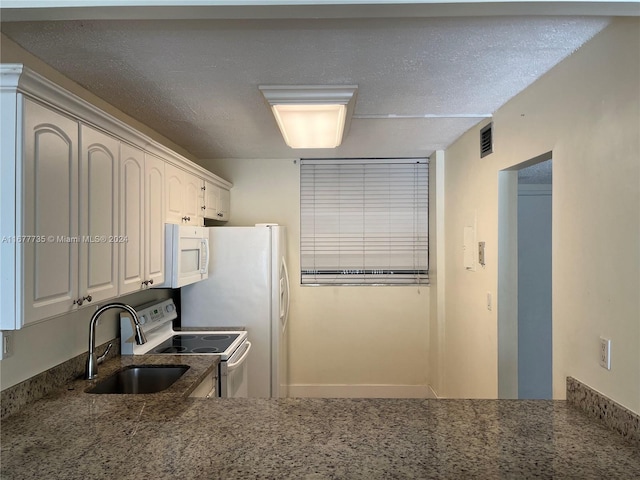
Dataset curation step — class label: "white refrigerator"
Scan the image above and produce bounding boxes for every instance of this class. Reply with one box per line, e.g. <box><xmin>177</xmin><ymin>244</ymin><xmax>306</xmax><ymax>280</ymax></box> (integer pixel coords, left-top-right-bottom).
<box><xmin>180</xmin><ymin>225</ymin><xmax>290</xmax><ymax>398</ymax></box>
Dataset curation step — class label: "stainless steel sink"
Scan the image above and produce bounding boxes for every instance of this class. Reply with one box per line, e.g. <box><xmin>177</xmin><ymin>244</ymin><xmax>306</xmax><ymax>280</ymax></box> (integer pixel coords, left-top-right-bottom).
<box><xmin>86</xmin><ymin>365</ymin><xmax>189</xmax><ymax>394</ymax></box>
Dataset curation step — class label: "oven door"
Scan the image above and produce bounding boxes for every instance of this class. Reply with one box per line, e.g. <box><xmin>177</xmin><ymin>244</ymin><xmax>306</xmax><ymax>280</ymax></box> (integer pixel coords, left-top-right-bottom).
<box><xmin>220</xmin><ymin>340</ymin><xmax>251</xmax><ymax>398</ymax></box>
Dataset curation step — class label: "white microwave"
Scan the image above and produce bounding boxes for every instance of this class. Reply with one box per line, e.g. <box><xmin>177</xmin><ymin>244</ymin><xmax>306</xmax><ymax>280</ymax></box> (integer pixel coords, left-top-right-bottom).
<box><xmin>153</xmin><ymin>224</ymin><xmax>209</xmax><ymax>288</ymax></box>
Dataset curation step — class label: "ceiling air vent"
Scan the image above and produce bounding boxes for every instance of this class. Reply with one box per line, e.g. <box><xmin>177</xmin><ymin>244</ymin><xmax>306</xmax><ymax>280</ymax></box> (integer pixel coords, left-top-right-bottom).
<box><xmin>480</xmin><ymin>123</ymin><xmax>493</xmax><ymax>158</ymax></box>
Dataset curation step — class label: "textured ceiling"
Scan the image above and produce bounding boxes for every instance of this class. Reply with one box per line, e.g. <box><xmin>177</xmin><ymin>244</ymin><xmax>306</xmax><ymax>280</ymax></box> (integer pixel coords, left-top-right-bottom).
<box><xmin>519</xmin><ymin>159</ymin><xmax>553</xmax><ymax>185</ymax></box>
<box><xmin>1</xmin><ymin>15</ymin><xmax>610</xmax><ymax>159</ymax></box>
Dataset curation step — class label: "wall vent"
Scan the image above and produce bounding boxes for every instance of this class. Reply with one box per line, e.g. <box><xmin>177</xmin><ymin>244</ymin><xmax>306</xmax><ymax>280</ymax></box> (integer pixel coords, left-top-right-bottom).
<box><xmin>480</xmin><ymin>123</ymin><xmax>493</xmax><ymax>158</ymax></box>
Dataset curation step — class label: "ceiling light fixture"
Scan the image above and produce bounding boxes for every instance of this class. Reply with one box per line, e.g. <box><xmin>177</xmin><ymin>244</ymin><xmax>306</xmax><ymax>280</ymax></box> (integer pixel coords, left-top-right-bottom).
<box><xmin>259</xmin><ymin>85</ymin><xmax>358</xmax><ymax>149</ymax></box>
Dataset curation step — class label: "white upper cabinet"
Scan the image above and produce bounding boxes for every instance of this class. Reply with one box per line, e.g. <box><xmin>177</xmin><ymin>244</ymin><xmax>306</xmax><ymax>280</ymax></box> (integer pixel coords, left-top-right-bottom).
<box><xmin>79</xmin><ymin>124</ymin><xmax>119</xmax><ymax>305</ymax></box>
<box><xmin>21</xmin><ymin>98</ymin><xmax>80</xmax><ymax>325</ymax></box>
<box><xmin>184</xmin><ymin>171</ymin><xmax>204</xmax><ymax>226</ymax></box>
<box><xmin>218</xmin><ymin>187</ymin><xmax>230</xmax><ymax>221</ymax></box>
<box><xmin>203</xmin><ymin>181</ymin><xmax>230</xmax><ymax>222</ymax></box>
<box><xmin>165</xmin><ymin>162</ymin><xmax>185</xmax><ymax>224</ymax></box>
<box><xmin>145</xmin><ymin>153</ymin><xmax>165</xmax><ymax>287</ymax></box>
<box><xmin>0</xmin><ymin>64</ymin><xmax>231</xmax><ymax>329</ymax></box>
<box><xmin>165</xmin><ymin>162</ymin><xmax>204</xmax><ymax>226</ymax></box>
<box><xmin>119</xmin><ymin>142</ymin><xmax>145</xmax><ymax>294</ymax></box>
<box><xmin>204</xmin><ymin>181</ymin><xmax>219</xmax><ymax>219</ymax></box>
<box><xmin>119</xmin><ymin>146</ymin><xmax>165</xmax><ymax>293</ymax></box>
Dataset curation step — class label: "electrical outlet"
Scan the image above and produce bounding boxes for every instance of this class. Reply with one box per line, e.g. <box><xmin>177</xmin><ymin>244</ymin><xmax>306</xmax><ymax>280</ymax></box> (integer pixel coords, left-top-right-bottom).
<box><xmin>599</xmin><ymin>337</ymin><xmax>611</xmax><ymax>370</ymax></box>
<box><xmin>487</xmin><ymin>292</ymin><xmax>492</xmax><ymax>311</ymax></box>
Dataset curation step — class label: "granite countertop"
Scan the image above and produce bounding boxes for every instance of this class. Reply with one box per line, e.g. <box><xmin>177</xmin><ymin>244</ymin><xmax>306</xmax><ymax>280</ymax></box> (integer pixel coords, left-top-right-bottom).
<box><xmin>72</xmin><ymin>352</ymin><xmax>221</xmax><ymax>399</ymax></box>
<box><xmin>1</xmin><ymin>360</ymin><xmax>639</xmax><ymax>479</ymax></box>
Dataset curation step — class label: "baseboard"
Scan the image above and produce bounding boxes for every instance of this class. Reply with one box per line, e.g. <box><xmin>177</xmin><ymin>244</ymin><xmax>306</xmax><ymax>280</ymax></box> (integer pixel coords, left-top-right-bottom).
<box><xmin>288</xmin><ymin>384</ymin><xmax>433</xmax><ymax>398</ymax></box>
<box><xmin>428</xmin><ymin>384</ymin><xmax>441</xmax><ymax>399</ymax></box>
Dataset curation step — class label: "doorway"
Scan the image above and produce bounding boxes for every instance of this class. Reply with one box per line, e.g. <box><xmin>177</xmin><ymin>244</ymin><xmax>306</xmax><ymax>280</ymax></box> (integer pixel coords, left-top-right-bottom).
<box><xmin>498</xmin><ymin>153</ymin><xmax>553</xmax><ymax>399</ymax></box>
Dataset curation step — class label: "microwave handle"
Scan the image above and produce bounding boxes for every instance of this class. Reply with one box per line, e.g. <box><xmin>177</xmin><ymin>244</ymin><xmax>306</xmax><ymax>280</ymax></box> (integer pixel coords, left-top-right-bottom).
<box><xmin>200</xmin><ymin>239</ymin><xmax>209</xmax><ymax>273</ymax></box>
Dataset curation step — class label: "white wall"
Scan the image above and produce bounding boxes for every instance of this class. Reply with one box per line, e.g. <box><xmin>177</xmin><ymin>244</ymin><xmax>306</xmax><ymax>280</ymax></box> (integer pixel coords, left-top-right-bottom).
<box><xmin>202</xmin><ymin>157</ymin><xmax>431</xmax><ymax>397</ymax></box>
<box><xmin>441</xmin><ymin>18</ymin><xmax>640</xmax><ymax>412</ymax></box>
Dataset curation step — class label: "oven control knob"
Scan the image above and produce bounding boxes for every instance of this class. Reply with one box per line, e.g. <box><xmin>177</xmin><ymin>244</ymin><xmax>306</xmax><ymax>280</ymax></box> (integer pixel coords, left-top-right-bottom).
<box><xmin>166</xmin><ymin>304</ymin><xmax>175</xmax><ymax>313</ymax></box>
<box><xmin>139</xmin><ymin>315</ymin><xmax>148</xmax><ymax>325</ymax></box>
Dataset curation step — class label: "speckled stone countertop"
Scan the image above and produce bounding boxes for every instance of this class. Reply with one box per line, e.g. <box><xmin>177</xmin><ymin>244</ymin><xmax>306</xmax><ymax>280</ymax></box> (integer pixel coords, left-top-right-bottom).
<box><xmin>1</xmin><ymin>360</ymin><xmax>639</xmax><ymax>479</ymax></box>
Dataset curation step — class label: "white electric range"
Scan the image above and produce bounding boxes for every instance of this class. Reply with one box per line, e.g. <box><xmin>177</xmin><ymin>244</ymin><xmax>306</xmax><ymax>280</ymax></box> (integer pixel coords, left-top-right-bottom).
<box><xmin>120</xmin><ymin>299</ymin><xmax>250</xmax><ymax>398</ymax></box>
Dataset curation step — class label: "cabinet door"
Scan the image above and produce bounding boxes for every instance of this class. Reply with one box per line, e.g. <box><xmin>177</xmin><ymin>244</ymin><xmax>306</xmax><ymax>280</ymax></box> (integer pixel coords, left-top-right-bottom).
<box><xmin>22</xmin><ymin>99</ymin><xmax>79</xmax><ymax>324</ymax></box>
<box><xmin>204</xmin><ymin>181</ymin><xmax>219</xmax><ymax>219</ymax></box>
<box><xmin>184</xmin><ymin>172</ymin><xmax>203</xmax><ymax>226</ymax></box>
<box><xmin>165</xmin><ymin>162</ymin><xmax>185</xmax><ymax>224</ymax></box>
<box><xmin>119</xmin><ymin>143</ymin><xmax>145</xmax><ymax>295</ymax></box>
<box><xmin>79</xmin><ymin>124</ymin><xmax>119</xmax><ymax>305</ymax></box>
<box><xmin>145</xmin><ymin>153</ymin><xmax>165</xmax><ymax>286</ymax></box>
<box><xmin>218</xmin><ymin>187</ymin><xmax>230</xmax><ymax>221</ymax></box>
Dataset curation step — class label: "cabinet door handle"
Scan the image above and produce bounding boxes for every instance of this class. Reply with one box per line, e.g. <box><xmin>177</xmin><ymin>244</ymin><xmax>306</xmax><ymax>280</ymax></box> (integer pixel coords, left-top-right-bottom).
<box><xmin>148</xmin><ymin>279</ymin><xmax>154</xmax><ymax>285</ymax></box>
<box><xmin>142</xmin><ymin>280</ymin><xmax>148</xmax><ymax>287</ymax></box>
<box><xmin>84</xmin><ymin>295</ymin><xmax>92</xmax><ymax>303</ymax></box>
<box><xmin>73</xmin><ymin>297</ymin><xmax>84</xmax><ymax>306</ymax></box>
<box><xmin>201</xmin><ymin>186</ymin><xmax>206</xmax><ymax>191</ymax></box>
<box><xmin>182</xmin><ymin>216</ymin><xmax>191</xmax><ymax>222</ymax></box>
<box><xmin>217</xmin><ymin>213</ymin><xmax>223</xmax><ymax>217</ymax></box>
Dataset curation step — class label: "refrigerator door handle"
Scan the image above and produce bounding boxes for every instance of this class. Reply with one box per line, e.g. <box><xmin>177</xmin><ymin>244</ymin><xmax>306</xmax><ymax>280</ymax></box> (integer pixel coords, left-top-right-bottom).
<box><xmin>280</xmin><ymin>257</ymin><xmax>291</xmax><ymax>332</ymax></box>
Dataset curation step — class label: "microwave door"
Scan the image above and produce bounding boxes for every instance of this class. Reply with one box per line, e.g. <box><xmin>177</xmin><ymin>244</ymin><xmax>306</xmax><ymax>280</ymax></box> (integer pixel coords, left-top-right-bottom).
<box><xmin>179</xmin><ymin>237</ymin><xmax>206</xmax><ymax>286</ymax></box>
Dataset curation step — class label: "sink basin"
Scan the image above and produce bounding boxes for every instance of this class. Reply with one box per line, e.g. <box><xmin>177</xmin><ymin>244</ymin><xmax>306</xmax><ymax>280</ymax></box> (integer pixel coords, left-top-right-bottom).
<box><xmin>86</xmin><ymin>365</ymin><xmax>189</xmax><ymax>394</ymax></box>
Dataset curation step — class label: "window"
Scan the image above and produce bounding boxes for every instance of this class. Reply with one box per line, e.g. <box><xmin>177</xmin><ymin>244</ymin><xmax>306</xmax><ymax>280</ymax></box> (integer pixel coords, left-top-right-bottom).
<box><xmin>300</xmin><ymin>158</ymin><xmax>428</xmax><ymax>285</ymax></box>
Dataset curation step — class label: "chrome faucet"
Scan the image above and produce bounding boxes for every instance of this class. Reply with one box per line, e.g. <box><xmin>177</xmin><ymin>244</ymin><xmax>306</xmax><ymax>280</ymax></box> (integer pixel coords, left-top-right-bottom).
<box><xmin>86</xmin><ymin>303</ymin><xmax>147</xmax><ymax>380</ymax></box>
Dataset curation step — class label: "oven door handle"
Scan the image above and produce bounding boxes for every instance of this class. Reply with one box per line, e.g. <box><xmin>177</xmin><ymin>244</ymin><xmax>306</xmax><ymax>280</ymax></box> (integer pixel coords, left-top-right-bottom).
<box><xmin>227</xmin><ymin>341</ymin><xmax>251</xmax><ymax>371</ymax></box>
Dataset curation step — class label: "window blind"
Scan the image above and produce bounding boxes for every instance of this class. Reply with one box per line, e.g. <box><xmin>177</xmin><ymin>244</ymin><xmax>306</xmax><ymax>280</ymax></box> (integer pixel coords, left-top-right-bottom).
<box><xmin>300</xmin><ymin>158</ymin><xmax>428</xmax><ymax>285</ymax></box>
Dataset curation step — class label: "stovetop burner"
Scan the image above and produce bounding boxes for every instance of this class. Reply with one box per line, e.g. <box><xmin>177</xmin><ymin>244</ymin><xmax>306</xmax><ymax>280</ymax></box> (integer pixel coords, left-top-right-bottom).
<box><xmin>151</xmin><ymin>333</ymin><xmax>240</xmax><ymax>355</ymax></box>
<box><xmin>192</xmin><ymin>347</ymin><xmax>220</xmax><ymax>353</ymax></box>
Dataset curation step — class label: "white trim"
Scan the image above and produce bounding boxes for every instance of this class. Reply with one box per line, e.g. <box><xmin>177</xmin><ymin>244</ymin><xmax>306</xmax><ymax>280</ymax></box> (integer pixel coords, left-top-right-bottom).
<box><xmin>1</xmin><ymin>64</ymin><xmax>231</xmax><ymax>190</ymax></box>
<box><xmin>288</xmin><ymin>384</ymin><xmax>433</xmax><ymax>398</ymax></box>
<box><xmin>0</xmin><ymin>69</ymin><xmax>22</xmax><ymax>330</ymax></box>
<box><xmin>428</xmin><ymin>384</ymin><xmax>441</xmax><ymax>398</ymax></box>
<box><xmin>2</xmin><ymin>2</ymin><xmax>639</xmax><ymax>22</ymax></box>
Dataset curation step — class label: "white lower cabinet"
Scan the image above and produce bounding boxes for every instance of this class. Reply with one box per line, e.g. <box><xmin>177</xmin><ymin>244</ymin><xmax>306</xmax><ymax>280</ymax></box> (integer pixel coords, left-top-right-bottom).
<box><xmin>189</xmin><ymin>368</ymin><xmax>217</xmax><ymax>398</ymax></box>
